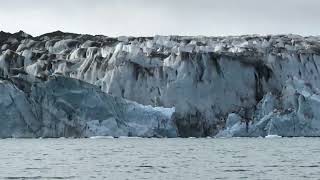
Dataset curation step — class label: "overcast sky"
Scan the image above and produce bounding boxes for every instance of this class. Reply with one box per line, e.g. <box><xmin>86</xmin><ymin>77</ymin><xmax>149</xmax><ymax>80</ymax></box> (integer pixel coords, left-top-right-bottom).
<box><xmin>0</xmin><ymin>0</ymin><xmax>319</xmax><ymax>37</ymax></box>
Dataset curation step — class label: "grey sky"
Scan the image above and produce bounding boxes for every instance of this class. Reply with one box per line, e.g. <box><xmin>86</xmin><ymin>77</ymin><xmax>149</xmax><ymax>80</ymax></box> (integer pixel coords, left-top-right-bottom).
<box><xmin>0</xmin><ymin>0</ymin><xmax>319</xmax><ymax>36</ymax></box>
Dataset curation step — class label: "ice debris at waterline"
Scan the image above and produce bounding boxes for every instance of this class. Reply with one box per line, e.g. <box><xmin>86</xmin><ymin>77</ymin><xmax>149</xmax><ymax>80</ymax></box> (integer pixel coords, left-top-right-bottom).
<box><xmin>1</xmin><ymin>30</ymin><xmax>320</xmax><ymax>137</ymax></box>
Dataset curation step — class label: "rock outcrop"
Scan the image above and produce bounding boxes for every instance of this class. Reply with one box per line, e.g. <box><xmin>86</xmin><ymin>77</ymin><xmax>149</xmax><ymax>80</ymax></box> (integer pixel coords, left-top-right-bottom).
<box><xmin>1</xmin><ymin>30</ymin><xmax>320</xmax><ymax>137</ymax></box>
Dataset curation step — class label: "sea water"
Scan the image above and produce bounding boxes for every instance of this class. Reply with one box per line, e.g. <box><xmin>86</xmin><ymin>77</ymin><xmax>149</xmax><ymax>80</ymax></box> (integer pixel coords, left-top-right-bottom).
<box><xmin>0</xmin><ymin>138</ymin><xmax>319</xmax><ymax>179</ymax></box>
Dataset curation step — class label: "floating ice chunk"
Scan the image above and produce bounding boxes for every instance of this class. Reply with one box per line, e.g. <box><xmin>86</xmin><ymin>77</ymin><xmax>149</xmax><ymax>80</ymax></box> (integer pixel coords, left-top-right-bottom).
<box><xmin>89</xmin><ymin>136</ymin><xmax>114</xmax><ymax>139</ymax></box>
<box><xmin>265</xmin><ymin>135</ymin><xmax>282</xmax><ymax>138</ymax></box>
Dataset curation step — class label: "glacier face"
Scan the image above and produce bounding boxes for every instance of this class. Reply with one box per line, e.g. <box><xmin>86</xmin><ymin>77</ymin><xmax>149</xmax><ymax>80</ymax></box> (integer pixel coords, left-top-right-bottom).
<box><xmin>0</xmin><ymin>76</ymin><xmax>177</xmax><ymax>138</ymax></box>
<box><xmin>1</xmin><ymin>30</ymin><xmax>320</xmax><ymax>137</ymax></box>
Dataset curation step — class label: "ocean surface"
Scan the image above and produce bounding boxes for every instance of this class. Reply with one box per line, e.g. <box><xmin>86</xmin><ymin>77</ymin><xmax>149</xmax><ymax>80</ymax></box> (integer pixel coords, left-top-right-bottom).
<box><xmin>0</xmin><ymin>137</ymin><xmax>319</xmax><ymax>180</ymax></box>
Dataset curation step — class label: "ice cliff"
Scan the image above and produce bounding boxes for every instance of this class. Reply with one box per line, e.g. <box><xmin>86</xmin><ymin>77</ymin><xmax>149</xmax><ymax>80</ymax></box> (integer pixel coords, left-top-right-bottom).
<box><xmin>1</xmin><ymin>30</ymin><xmax>320</xmax><ymax>137</ymax></box>
<box><xmin>0</xmin><ymin>76</ymin><xmax>176</xmax><ymax>138</ymax></box>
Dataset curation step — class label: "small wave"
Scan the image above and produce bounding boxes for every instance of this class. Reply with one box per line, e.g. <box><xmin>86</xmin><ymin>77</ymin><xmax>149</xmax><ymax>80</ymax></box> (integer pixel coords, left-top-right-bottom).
<box><xmin>298</xmin><ymin>165</ymin><xmax>319</xmax><ymax>168</ymax></box>
<box><xmin>4</xmin><ymin>176</ymin><xmax>76</xmax><ymax>179</ymax></box>
<box><xmin>223</xmin><ymin>169</ymin><xmax>250</xmax><ymax>172</ymax></box>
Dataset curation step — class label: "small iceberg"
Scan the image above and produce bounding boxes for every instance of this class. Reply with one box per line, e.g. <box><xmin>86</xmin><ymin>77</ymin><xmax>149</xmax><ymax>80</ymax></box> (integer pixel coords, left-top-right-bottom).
<box><xmin>265</xmin><ymin>134</ymin><xmax>282</xmax><ymax>138</ymax></box>
<box><xmin>89</xmin><ymin>136</ymin><xmax>114</xmax><ymax>139</ymax></box>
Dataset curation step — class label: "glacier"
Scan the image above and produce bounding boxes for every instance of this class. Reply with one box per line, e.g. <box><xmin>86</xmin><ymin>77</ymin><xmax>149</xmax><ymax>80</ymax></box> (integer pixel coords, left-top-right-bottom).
<box><xmin>1</xmin><ymin>30</ymin><xmax>320</xmax><ymax>137</ymax></box>
<box><xmin>0</xmin><ymin>76</ymin><xmax>177</xmax><ymax>138</ymax></box>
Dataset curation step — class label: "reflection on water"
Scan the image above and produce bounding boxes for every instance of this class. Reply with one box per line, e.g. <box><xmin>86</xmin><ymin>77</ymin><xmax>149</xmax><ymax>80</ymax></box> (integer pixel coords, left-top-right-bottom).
<box><xmin>0</xmin><ymin>138</ymin><xmax>320</xmax><ymax>179</ymax></box>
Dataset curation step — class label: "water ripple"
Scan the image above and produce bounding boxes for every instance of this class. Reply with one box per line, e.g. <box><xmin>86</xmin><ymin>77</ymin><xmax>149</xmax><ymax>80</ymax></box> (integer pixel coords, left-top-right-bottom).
<box><xmin>0</xmin><ymin>138</ymin><xmax>319</xmax><ymax>179</ymax></box>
